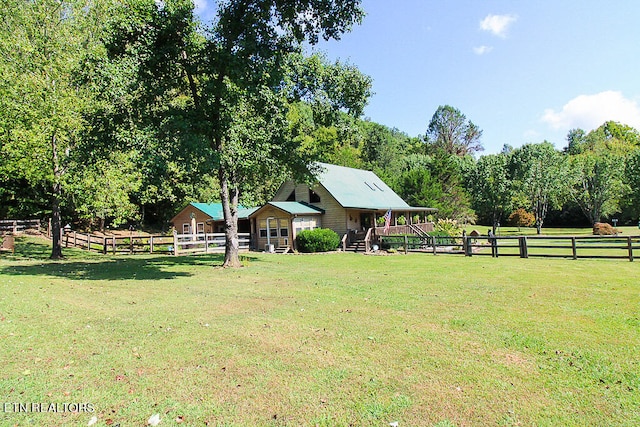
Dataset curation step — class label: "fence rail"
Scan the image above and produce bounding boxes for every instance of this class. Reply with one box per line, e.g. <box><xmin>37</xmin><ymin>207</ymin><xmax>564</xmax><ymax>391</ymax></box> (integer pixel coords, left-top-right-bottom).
<box><xmin>380</xmin><ymin>234</ymin><xmax>640</xmax><ymax>261</ymax></box>
<box><xmin>60</xmin><ymin>230</ymin><xmax>251</xmax><ymax>256</ymax></box>
<box><xmin>173</xmin><ymin>232</ymin><xmax>250</xmax><ymax>256</ymax></box>
<box><xmin>62</xmin><ymin>231</ymin><xmax>174</xmax><ymax>255</ymax></box>
<box><xmin>0</xmin><ymin>219</ymin><xmax>41</xmax><ymax>233</ymax></box>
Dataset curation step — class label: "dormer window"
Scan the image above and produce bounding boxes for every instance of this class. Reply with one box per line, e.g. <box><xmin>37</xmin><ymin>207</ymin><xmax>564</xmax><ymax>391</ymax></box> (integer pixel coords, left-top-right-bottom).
<box><xmin>309</xmin><ymin>189</ymin><xmax>321</xmax><ymax>203</ymax></box>
<box><xmin>286</xmin><ymin>190</ymin><xmax>296</xmax><ymax>201</ymax></box>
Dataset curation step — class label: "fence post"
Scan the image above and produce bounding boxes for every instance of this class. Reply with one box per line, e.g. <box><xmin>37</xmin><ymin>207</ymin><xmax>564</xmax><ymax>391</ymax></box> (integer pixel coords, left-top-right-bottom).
<box><xmin>628</xmin><ymin>236</ymin><xmax>634</xmax><ymax>262</ymax></box>
<box><xmin>432</xmin><ymin>236</ymin><xmax>437</xmax><ymax>255</ymax></box>
<box><xmin>103</xmin><ymin>237</ymin><xmax>107</xmax><ymax>255</ymax></box>
<box><xmin>12</xmin><ymin>220</ymin><xmax>17</xmax><ymax>234</ymax></box>
<box><xmin>403</xmin><ymin>235</ymin><xmax>408</xmax><ymax>254</ymax></box>
<box><xmin>150</xmin><ymin>236</ymin><xmax>154</xmax><ymax>254</ymax></box>
<box><xmin>572</xmin><ymin>237</ymin><xmax>577</xmax><ymax>260</ymax></box>
<box><xmin>87</xmin><ymin>234</ymin><xmax>91</xmax><ymax>252</ymax></box>
<box><xmin>73</xmin><ymin>231</ymin><xmax>77</xmax><ymax>248</ymax></box>
<box><xmin>173</xmin><ymin>230</ymin><xmax>178</xmax><ymax>256</ymax></box>
<box><xmin>519</xmin><ymin>236</ymin><xmax>528</xmax><ymax>258</ymax></box>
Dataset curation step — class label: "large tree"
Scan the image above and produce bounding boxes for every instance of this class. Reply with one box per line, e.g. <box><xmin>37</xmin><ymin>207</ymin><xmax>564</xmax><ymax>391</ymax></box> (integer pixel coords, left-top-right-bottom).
<box><xmin>425</xmin><ymin>105</ymin><xmax>483</xmax><ymax>156</ymax></box>
<box><xmin>104</xmin><ymin>0</ymin><xmax>368</xmax><ymax>267</ymax></box>
<box><xmin>510</xmin><ymin>142</ymin><xmax>568</xmax><ymax>234</ymax></box>
<box><xmin>466</xmin><ymin>153</ymin><xmax>512</xmax><ymax>233</ymax></box>
<box><xmin>568</xmin><ymin>152</ymin><xmax>626</xmax><ymax>225</ymax></box>
<box><xmin>0</xmin><ymin>0</ymin><xmax>104</xmax><ymax>258</ymax></box>
<box><xmin>564</xmin><ymin>122</ymin><xmax>636</xmax><ymax>225</ymax></box>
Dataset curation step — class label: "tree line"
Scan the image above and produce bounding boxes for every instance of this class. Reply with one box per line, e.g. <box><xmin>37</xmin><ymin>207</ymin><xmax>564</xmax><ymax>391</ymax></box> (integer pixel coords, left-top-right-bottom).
<box><xmin>2</xmin><ymin>0</ymin><xmax>639</xmax><ymax>263</ymax></box>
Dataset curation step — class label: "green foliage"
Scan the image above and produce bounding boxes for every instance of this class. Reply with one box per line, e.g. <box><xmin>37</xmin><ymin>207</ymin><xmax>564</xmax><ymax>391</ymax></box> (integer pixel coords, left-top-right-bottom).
<box><xmin>69</xmin><ymin>151</ymin><xmax>142</xmax><ymax>230</ymax></box>
<box><xmin>435</xmin><ymin>218</ymin><xmax>463</xmax><ymax>236</ymax></box>
<box><xmin>466</xmin><ymin>153</ymin><xmax>512</xmax><ymax>229</ymax></box>
<box><xmin>102</xmin><ymin>0</ymin><xmax>369</xmax><ymax>267</ymax></box>
<box><xmin>568</xmin><ymin>151</ymin><xmax>626</xmax><ymax>225</ymax></box>
<box><xmin>0</xmin><ymin>0</ymin><xmax>107</xmax><ymax>257</ymax></box>
<box><xmin>425</xmin><ymin>105</ymin><xmax>483</xmax><ymax>156</ymax></box>
<box><xmin>624</xmin><ymin>149</ymin><xmax>640</xmax><ymax>219</ymax></box>
<box><xmin>394</xmin><ymin>150</ymin><xmax>474</xmax><ymax>221</ymax></box>
<box><xmin>396</xmin><ymin>215</ymin><xmax>406</xmax><ymax>225</ymax></box>
<box><xmin>295</xmin><ymin>228</ymin><xmax>340</xmax><ymax>252</ymax></box>
<box><xmin>509</xmin><ymin>142</ymin><xmax>568</xmax><ymax>233</ymax></box>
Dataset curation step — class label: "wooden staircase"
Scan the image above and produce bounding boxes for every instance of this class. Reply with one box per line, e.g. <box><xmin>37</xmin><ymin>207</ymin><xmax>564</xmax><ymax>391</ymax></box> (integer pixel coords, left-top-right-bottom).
<box><xmin>344</xmin><ymin>239</ymin><xmax>367</xmax><ymax>253</ymax></box>
<box><xmin>274</xmin><ymin>246</ymin><xmax>291</xmax><ymax>254</ymax></box>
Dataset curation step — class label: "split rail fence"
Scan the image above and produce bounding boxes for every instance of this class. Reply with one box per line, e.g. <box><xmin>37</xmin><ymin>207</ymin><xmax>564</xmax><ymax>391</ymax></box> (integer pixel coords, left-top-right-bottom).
<box><xmin>0</xmin><ymin>219</ymin><xmax>41</xmax><ymax>233</ymax></box>
<box><xmin>61</xmin><ymin>230</ymin><xmax>250</xmax><ymax>256</ymax></box>
<box><xmin>380</xmin><ymin>234</ymin><xmax>640</xmax><ymax>261</ymax></box>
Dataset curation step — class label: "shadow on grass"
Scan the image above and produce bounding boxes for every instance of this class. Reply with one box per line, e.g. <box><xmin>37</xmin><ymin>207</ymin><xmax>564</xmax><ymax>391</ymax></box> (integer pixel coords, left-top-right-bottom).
<box><xmin>0</xmin><ymin>237</ymin><xmax>262</xmax><ymax>281</ymax></box>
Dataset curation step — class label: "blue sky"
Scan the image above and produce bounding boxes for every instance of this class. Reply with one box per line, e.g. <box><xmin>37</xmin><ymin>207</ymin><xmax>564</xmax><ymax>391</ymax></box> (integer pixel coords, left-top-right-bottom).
<box><xmin>196</xmin><ymin>1</ymin><xmax>640</xmax><ymax>154</ymax></box>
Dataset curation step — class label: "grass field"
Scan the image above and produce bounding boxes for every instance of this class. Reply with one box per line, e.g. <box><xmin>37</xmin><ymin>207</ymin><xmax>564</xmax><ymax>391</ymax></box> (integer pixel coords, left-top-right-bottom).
<box><xmin>1</xmin><ymin>237</ymin><xmax>639</xmax><ymax>426</ymax></box>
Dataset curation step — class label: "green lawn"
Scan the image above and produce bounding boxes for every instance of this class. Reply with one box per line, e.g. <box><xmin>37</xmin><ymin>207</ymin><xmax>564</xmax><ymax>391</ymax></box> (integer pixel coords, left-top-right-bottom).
<box><xmin>1</xmin><ymin>237</ymin><xmax>639</xmax><ymax>426</ymax></box>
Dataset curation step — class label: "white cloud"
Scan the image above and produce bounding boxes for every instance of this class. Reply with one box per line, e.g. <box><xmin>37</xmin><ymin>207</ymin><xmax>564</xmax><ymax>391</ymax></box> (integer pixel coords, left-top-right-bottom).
<box><xmin>479</xmin><ymin>14</ymin><xmax>518</xmax><ymax>38</ymax></box>
<box><xmin>542</xmin><ymin>91</ymin><xmax>640</xmax><ymax>131</ymax></box>
<box><xmin>473</xmin><ymin>45</ymin><xmax>493</xmax><ymax>55</ymax></box>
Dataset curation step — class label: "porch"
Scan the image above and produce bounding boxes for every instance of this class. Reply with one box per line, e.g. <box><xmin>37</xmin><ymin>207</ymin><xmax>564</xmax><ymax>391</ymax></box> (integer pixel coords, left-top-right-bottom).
<box><xmin>341</xmin><ymin>222</ymin><xmax>436</xmax><ymax>253</ymax></box>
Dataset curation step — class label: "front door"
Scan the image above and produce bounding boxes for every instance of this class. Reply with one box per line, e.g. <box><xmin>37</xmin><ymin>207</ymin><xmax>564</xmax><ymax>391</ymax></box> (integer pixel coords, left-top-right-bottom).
<box><xmin>360</xmin><ymin>213</ymin><xmax>372</xmax><ymax>230</ymax></box>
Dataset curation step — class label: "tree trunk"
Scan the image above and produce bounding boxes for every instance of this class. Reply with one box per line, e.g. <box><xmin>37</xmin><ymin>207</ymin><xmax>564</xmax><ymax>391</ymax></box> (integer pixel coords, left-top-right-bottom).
<box><xmin>219</xmin><ymin>167</ymin><xmax>241</xmax><ymax>268</ymax></box>
<box><xmin>50</xmin><ymin>133</ymin><xmax>64</xmax><ymax>259</ymax></box>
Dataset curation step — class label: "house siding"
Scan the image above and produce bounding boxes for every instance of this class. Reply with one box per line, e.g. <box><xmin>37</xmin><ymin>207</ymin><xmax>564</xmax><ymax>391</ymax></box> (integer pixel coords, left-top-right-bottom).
<box><xmin>252</xmin><ymin>206</ymin><xmax>293</xmax><ymax>250</ymax></box>
<box><xmin>273</xmin><ymin>181</ymin><xmax>350</xmax><ymax>237</ymax></box>
<box><xmin>171</xmin><ymin>208</ymin><xmax>214</xmax><ymax>234</ymax></box>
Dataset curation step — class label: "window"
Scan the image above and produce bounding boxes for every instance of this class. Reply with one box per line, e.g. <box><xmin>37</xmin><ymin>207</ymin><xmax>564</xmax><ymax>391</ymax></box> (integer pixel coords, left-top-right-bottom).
<box><xmin>196</xmin><ymin>222</ymin><xmax>204</xmax><ymax>234</ymax></box>
<box><xmin>182</xmin><ymin>223</ymin><xmax>190</xmax><ymax>234</ymax></box>
<box><xmin>270</xmin><ymin>228</ymin><xmax>278</xmax><ymax>237</ymax></box>
<box><xmin>259</xmin><ymin>229</ymin><xmax>267</xmax><ymax>238</ymax></box>
<box><xmin>309</xmin><ymin>189</ymin><xmax>321</xmax><ymax>203</ymax></box>
<box><xmin>280</xmin><ymin>228</ymin><xmax>289</xmax><ymax>237</ymax></box>
<box><xmin>293</xmin><ymin>217</ymin><xmax>318</xmax><ymax>234</ymax></box>
<box><xmin>286</xmin><ymin>190</ymin><xmax>296</xmax><ymax>201</ymax></box>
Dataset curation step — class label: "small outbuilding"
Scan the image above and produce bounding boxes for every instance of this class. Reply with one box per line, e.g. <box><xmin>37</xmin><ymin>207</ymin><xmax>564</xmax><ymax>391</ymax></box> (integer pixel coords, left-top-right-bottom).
<box><xmin>170</xmin><ymin>203</ymin><xmax>257</xmax><ymax>235</ymax></box>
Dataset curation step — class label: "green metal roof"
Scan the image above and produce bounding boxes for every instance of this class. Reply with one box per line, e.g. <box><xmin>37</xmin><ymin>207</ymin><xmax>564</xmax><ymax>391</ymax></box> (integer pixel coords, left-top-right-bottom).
<box><xmin>191</xmin><ymin>203</ymin><xmax>223</xmax><ymax>219</ymax></box>
<box><xmin>267</xmin><ymin>202</ymin><xmax>324</xmax><ymax>215</ymax></box>
<box><xmin>190</xmin><ymin>203</ymin><xmax>256</xmax><ymax>220</ymax></box>
<box><xmin>315</xmin><ymin>163</ymin><xmax>411</xmax><ymax>210</ymax></box>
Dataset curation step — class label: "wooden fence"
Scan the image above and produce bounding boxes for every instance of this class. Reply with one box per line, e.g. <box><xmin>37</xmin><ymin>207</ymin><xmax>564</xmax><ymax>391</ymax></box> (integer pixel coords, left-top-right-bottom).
<box><xmin>172</xmin><ymin>232</ymin><xmax>250</xmax><ymax>256</ymax></box>
<box><xmin>0</xmin><ymin>219</ymin><xmax>41</xmax><ymax>233</ymax></box>
<box><xmin>379</xmin><ymin>234</ymin><xmax>640</xmax><ymax>261</ymax></box>
<box><xmin>62</xmin><ymin>231</ymin><xmax>174</xmax><ymax>255</ymax></box>
<box><xmin>61</xmin><ymin>230</ymin><xmax>250</xmax><ymax>256</ymax></box>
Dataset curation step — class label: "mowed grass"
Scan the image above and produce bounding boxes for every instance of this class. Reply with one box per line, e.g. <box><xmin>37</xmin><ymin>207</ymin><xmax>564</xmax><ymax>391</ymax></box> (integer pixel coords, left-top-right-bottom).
<box><xmin>1</xmin><ymin>238</ymin><xmax>639</xmax><ymax>426</ymax></box>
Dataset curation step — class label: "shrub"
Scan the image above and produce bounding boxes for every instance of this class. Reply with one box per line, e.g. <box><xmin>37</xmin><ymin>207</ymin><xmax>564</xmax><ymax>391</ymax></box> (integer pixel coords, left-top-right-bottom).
<box><xmin>508</xmin><ymin>208</ymin><xmax>536</xmax><ymax>228</ymax></box>
<box><xmin>435</xmin><ymin>218</ymin><xmax>462</xmax><ymax>236</ymax></box>
<box><xmin>296</xmin><ymin>228</ymin><xmax>340</xmax><ymax>252</ymax></box>
<box><xmin>593</xmin><ymin>222</ymin><xmax>619</xmax><ymax>235</ymax></box>
<box><xmin>397</xmin><ymin>215</ymin><xmax>406</xmax><ymax>225</ymax></box>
